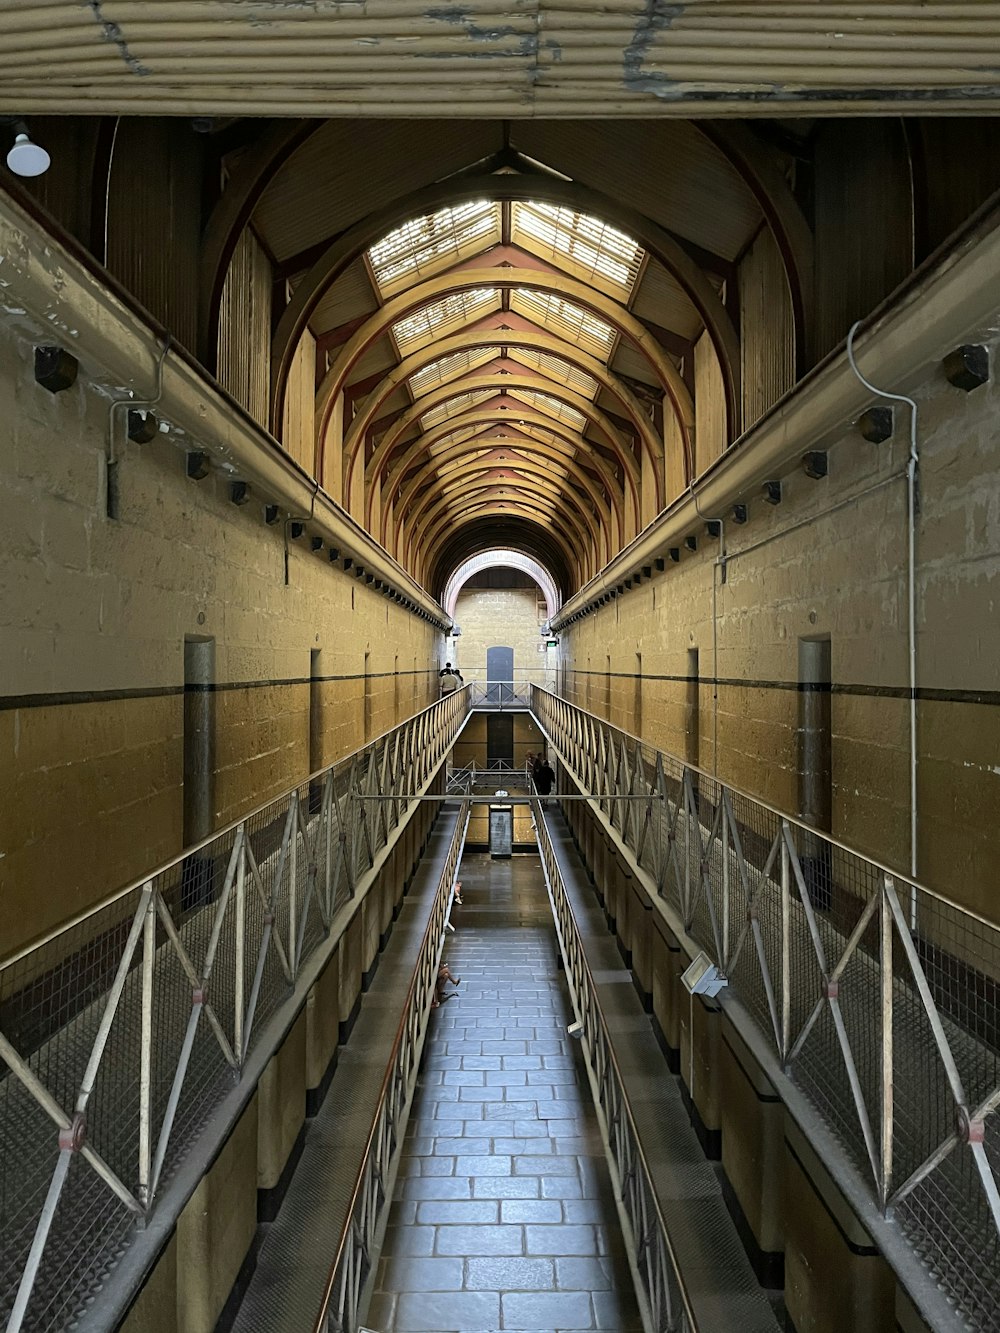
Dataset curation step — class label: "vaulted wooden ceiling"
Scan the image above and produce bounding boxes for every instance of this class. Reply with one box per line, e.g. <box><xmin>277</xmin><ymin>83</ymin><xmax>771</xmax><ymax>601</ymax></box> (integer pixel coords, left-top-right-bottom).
<box><xmin>228</xmin><ymin>120</ymin><xmax>788</xmax><ymax>597</ymax></box>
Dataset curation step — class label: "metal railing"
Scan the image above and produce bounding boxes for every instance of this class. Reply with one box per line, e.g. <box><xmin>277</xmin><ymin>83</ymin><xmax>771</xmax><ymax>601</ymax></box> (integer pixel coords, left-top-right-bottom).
<box><xmin>445</xmin><ymin>760</ymin><xmax>535</xmax><ymax>796</ymax></box>
<box><xmin>313</xmin><ymin>802</ymin><xmax>470</xmax><ymax>1333</ymax></box>
<box><xmin>533</xmin><ymin>800</ymin><xmax>697</xmax><ymax>1333</ymax></box>
<box><xmin>465</xmin><ymin>680</ymin><xmax>533</xmax><ymax>710</ymax></box>
<box><xmin>0</xmin><ymin>690</ymin><xmax>470</xmax><ymax>1333</ymax></box>
<box><xmin>531</xmin><ymin>686</ymin><xmax>1000</xmax><ymax>1330</ymax></box>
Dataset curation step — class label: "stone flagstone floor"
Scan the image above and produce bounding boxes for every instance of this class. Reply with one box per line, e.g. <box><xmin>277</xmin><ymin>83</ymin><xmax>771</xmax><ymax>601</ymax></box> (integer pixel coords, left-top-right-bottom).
<box><xmin>365</xmin><ymin>852</ymin><xmax>643</xmax><ymax>1333</ymax></box>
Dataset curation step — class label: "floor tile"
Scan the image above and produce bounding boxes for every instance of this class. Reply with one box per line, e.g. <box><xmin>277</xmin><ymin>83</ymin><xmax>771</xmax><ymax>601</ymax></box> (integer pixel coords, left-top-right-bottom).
<box><xmin>434</xmin><ymin>1223</ymin><xmax>525</xmax><ymax>1256</ymax></box>
<box><xmin>465</xmin><ymin>1256</ymin><xmax>554</xmax><ymax>1290</ymax></box>
<box><xmin>393</xmin><ymin>1290</ymin><xmax>500</xmax><ymax>1330</ymax></box>
<box><xmin>501</xmin><ymin>1290</ymin><xmax>594</xmax><ymax>1328</ymax></box>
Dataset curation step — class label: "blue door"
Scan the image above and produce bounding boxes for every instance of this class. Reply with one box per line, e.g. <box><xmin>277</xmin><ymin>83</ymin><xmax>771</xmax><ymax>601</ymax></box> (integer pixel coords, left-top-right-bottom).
<box><xmin>486</xmin><ymin>645</ymin><xmax>514</xmax><ymax>704</ymax></box>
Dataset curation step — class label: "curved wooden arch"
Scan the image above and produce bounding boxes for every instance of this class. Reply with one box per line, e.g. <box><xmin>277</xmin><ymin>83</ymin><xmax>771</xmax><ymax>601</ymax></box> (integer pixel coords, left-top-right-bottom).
<box><xmin>428</xmin><ymin>516</ymin><xmax>580</xmax><ymax>598</ymax></box>
<box><xmin>268</xmin><ymin>172</ymin><xmax>741</xmax><ymax>441</ymax></box>
<box><xmin>321</xmin><ymin>268</ymin><xmax>686</xmax><ymax>489</ymax></box>
<box><xmin>695</xmin><ymin>120</ymin><xmax>814</xmax><ymax>372</ymax></box>
<box><xmin>343</xmin><ymin>327</ymin><xmax>660</xmax><ymax>485</ymax></box>
<box><xmin>418</xmin><ymin>505</ymin><xmax>589</xmax><ymax>593</ymax></box>
<box><xmin>391</xmin><ymin>440</ymin><xmax>614</xmax><ymax>553</ymax></box>
<box><xmin>403</xmin><ymin>469</ymin><xmax>603</xmax><ymax>564</ymax></box>
<box><xmin>198</xmin><ymin>118</ymin><xmax>316</xmax><ymax>368</ymax></box>
<box><xmin>380</xmin><ymin>413</ymin><xmax>627</xmax><ymax>548</ymax></box>
<box><xmin>443</xmin><ymin>552</ymin><xmax>562</xmax><ymax>621</ymax></box>
<box><xmin>383</xmin><ymin>409</ymin><xmax>629</xmax><ymax>507</ymax></box>
<box><xmin>415</xmin><ymin>499</ymin><xmax>588</xmax><ymax>590</ymax></box>
<box><xmin>362</xmin><ymin>372</ymin><xmax>655</xmax><ymax>530</ymax></box>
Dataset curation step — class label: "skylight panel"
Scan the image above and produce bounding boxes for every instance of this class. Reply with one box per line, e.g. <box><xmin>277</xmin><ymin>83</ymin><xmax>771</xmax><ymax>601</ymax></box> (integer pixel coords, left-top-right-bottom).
<box><xmin>509</xmin><ymin>348</ymin><xmax>599</xmax><ymax>399</ymax></box>
<box><xmin>429</xmin><ymin>424</ymin><xmax>481</xmax><ymax>454</ymax></box>
<box><xmin>509</xmin><ymin>289</ymin><xmax>616</xmax><ymax>360</ymax></box>
<box><xmin>391</xmin><ymin>289</ymin><xmax>501</xmax><ymax>355</ymax></box>
<box><xmin>368</xmin><ymin>201</ymin><xmax>499</xmax><ymax>295</ymax></box>
<box><xmin>511</xmin><ymin>389</ymin><xmax>587</xmax><ymax>432</ymax></box>
<box><xmin>512</xmin><ymin>202</ymin><xmax>644</xmax><ymax>297</ymax></box>
<box><xmin>420</xmin><ymin>389</ymin><xmax>494</xmax><ymax>430</ymax></box>
<box><xmin>408</xmin><ymin>346</ymin><xmax>499</xmax><ymax>398</ymax></box>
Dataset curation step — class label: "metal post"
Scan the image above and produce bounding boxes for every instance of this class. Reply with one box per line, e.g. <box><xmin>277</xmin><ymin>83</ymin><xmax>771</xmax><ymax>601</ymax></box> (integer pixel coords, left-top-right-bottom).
<box><xmin>721</xmin><ymin>792</ymin><xmax>731</xmax><ymax>970</ymax></box>
<box><xmin>880</xmin><ymin>875</ymin><xmax>895</xmax><ymax>1212</ymax></box>
<box><xmin>289</xmin><ymin>794</ymin><xmax>299</xmax><ymax>979</ymax></box>
<box><xmin>234</xmin><ymin>824</ymin><xmax>247</xmax><ymax>1064</ymax></box>
<box><xmin>138</xmin><ymin>888</ymin><xmax>157</xmax><ymax>1209</ymax></box>
<box><xmin>7</xmin><ymin>1151</ymin><xmax>74</xmax><ymax>1333</ymax></box>
<box><xmin>780</xmin><ymin>823</ymin><xmax>791</xmax><ymax>1063</ymax></box>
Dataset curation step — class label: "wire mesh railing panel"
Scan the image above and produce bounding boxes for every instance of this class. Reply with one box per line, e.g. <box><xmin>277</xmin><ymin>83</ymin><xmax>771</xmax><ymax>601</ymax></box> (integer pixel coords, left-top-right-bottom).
<box><xmin>529</xmin><ymin>684</ymin><xmax>1000</xmax><ymax>1330</ymax></box>
<box><xmin>534</xmin><ymin>799</ymin><xmax>695</xmax><ymax>1333</ymax></box>
<box><xmin>0</xmin><ymin>1081</ymin><xmax>57</xmax><ymax>1320</ymax></box>
<box><xmin>18</xmin><ymin>1155</ymin><xmax>134</xmax><ymax>1333</ymax></box>
<box><xmin>895</xmin><ymin>1138</ymin><xmax>1000</xmax><ymax>1331</ymax></box>
<box><xmin>0</xmin><ymin>690</ymin><xmax>471</xmax><ymax>1332</ymax></box>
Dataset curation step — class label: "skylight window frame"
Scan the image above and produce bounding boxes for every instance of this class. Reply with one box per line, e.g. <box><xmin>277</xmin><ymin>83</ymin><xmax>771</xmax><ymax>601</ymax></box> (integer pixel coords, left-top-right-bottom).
<box><xmin>420</xmin><ymin>388</ymin><xmax>495</xmax><ymax>431</ymax></box>
<box><xmin>511</xmin><ymin>201</ymin><xmax>645</xmax><ymax>302</ymax></box>
<box><xmin>509</xmin><ymin>289</ymin><xmax>618</xmax><ymax>362</ymax></box>
<box><xmin>408</xmin><ymin>346</ymin><xmax>500</xmax><ymax>400</ymax></box>
<box><xmin>367</xmin><ymin>200</ymin><xmax>501</xmax><ymax>297</ymax></box>
<box><xmin>509</xmin><ymin>388</ymin><xmax>588</xmax><ymax>432</ymax></box>
<box><xmin>391</xmin><ymin>288</ymin><xmax>502</xmax><ymax>357</ymax></box>
<box><xmin>506</xmin><ymin>347</ymin><xmax>600</xmax><ymax>400</ymax></box>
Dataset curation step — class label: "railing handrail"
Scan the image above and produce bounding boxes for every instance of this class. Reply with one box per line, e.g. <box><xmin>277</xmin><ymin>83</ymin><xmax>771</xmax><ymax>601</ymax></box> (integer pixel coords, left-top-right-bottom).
<box><xmin>1</xmin><ymin>690</ymin><xmax>472</xmax><ymax>973</ymax></box>
<box><xmin>529</xmin><ymin>685</ymin><xmax>986</xmax><ymax>931</ymax></box>
<box><xmin>312</xmin><ymin>801</ymin><xmax>471</xmax><ymax>1332</ymax></box>
<box><xmin>533</xmin><ymin>800</ymin><xmax>700</xmax><ymax>1332</ymax></box>
<box><xmin>530</xmin><ymin>685</ymin><xmax>997</xmax><ymax>1333</ymax></box>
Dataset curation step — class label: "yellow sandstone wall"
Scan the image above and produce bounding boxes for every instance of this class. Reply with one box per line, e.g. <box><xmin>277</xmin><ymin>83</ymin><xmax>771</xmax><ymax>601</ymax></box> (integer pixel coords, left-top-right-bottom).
<box><xmin>559</xmin><ymin>339</ymin><xmax>1000</xmax><ymax>917</ymax></box>
<box><xmin>452</xmin><ymin>584</ymin><xmax>556</xmax><ymax>687</ymax></box>
<box><xmin>0</xmin><ymin>319</ymin><xmax>440</xmax><ymax>958</ymax></box>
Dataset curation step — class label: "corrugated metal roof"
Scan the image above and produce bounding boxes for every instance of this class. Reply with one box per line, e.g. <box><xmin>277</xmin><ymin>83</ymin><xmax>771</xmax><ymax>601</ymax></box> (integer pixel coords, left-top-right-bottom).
<box><xmin>2</xmin><ymin>3</ymin><xmax>999</xmax><ymax>115</ymax></box>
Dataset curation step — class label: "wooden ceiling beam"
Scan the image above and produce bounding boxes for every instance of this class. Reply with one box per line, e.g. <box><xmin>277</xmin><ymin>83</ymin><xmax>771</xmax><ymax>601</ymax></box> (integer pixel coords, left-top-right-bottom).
<box><xmin>271</xmin><ymin>174</ymin><xmax>737</xmax><ymax>443</ymax></box>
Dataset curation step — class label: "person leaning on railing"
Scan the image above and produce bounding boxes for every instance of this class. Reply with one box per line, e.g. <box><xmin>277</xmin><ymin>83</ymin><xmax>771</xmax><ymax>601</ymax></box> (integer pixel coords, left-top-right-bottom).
<box><xmin>439</xmin><ymin>668</ymin><xmax>461</xmax><ymax>696</ymax></box>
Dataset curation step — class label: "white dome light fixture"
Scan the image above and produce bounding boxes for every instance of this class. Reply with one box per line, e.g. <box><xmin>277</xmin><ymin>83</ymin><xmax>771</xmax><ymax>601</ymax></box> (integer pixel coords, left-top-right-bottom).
<box><xmin>6</xmin><ymin>123</ymin><xmax>50</xmax><ymax>178</ymax></box>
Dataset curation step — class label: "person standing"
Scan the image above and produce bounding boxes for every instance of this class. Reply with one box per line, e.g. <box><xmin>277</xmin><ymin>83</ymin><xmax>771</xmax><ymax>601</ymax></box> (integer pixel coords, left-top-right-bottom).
<box><xmin>533</xmin><ymin>757</ymin><xmax>555</xmax><ymax>797</ymax></box>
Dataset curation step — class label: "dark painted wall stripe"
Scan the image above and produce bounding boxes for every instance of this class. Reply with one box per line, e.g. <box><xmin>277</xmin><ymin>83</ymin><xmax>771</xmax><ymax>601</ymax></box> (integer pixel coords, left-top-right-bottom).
<box><xmin>567</xmin><ymin>670</ymin><xmax>1000</xmax><ymax>707</ymax></box>
<box><xmin>3</xmin><ymin>673</ymin><xmax>998</xmax><ymax>712</ymax></box>
<box><xmin>0</xmin><ymin>670</ymin><xmax>438</xmax><ymax>711</ymax></box>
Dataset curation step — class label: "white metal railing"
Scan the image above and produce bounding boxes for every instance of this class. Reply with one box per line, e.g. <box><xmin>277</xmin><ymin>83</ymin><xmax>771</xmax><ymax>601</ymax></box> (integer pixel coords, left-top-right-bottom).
<box><xmin>0</xmin><ymin>690</ymin><xmax>470</xmax><ymax>1333</ymax></box>
<box><xmin>533</xmin><ymin>800</ymin><xmax>697</xmax><ymax>1333</ymax></box>
<box><xmin>313</xmin><ymin>802</ymin><xmax>470</xmax><ymax>1333</ymax></box>
<box><xmin>445</xmin><ymin>760</ymin><xmax>537</xmax><ymax>796</ymax></box>
<box><xmin>531</xmin><ymin>685</ymin><xmax>1000</xmax><ymax>1332</ymax></box>
<box><xmin>465</xmin><ymin>679</ymin><xmax>533</xmax><ymax>710</ymax></box>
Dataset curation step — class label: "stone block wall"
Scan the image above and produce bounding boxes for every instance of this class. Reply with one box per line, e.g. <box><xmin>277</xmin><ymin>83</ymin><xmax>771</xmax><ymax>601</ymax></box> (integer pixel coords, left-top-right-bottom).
<box><xmin>559</xmin><ymin>336</ymin><xmax>1000</xmax><ymax>917</ymax></box>
<box><xmin>453</xmin><ymin>586</ymin><xmax>555</xmax><ymax>687</ymax></box>
<box><xmin>0</xmin><ymin>318</ymin><xmax>440</xmax><ymax>956</ymax></box>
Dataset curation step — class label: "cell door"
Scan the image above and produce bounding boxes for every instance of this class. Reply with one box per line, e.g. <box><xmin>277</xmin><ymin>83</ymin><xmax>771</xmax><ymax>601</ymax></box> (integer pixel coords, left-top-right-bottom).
<box><xmin>486</xmin><ymin>645</ymin><xmax>514</xmax><ymax>704</ymax></box>
<box><xmin>487</xmin><ymin>714</ymin><xmax>514</xmax><ymax>768</ymax></box>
